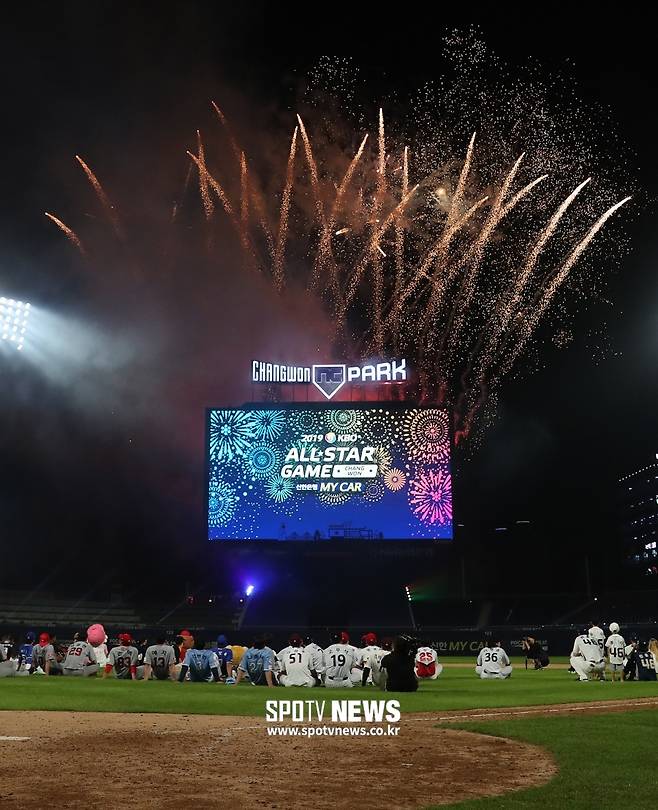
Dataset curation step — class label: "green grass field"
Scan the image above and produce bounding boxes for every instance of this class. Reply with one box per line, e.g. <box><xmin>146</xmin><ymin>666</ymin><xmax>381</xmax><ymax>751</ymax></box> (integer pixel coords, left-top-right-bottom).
<box><xmin>0</xmin><ymin>661</ymin><xmax>655</xmax><ymax>715</ymax></box>
<box><xmin>2</xmin><ymin>663</ymin><xmax>657</xmax><ymax>808</ymax></box>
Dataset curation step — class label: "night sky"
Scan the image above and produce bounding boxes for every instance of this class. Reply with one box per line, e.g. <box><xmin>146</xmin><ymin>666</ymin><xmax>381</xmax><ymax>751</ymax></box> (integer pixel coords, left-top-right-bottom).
<box><xmin>1</xmin><ymin>5</ymin><xmax>656</xmax><ymax>598</ymax></box>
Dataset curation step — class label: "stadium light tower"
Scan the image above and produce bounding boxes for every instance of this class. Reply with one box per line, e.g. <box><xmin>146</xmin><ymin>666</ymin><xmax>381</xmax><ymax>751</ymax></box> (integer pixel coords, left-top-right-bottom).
<box><xmin>0</xmin><ymin>297</ymin><xmax>31</xmax><ymax>350</ymax></box>
<box><xmin>405</xmin><ymin>584</ymin><xmax>417</xmax><ymax>632</ymax></box>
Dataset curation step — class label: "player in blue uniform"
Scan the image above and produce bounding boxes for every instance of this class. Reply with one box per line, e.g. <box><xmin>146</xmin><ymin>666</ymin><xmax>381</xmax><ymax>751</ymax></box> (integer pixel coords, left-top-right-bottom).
<box><xmin>18</xmin><ymin>631</ymin><xmax>36</xmax><ymax>673</ymax></box>
<box><xmin>233</xmin><ymin>637</ymin><xmax>276</xmax><ymax>687</ymax></box>
<box><xmin>211</xmin><ymin>634</ymin><xmax>235</xmax><ymax>683</ymax></box>
<box><xmin>177</xmin><ymin>639</ymin><xmax>221</xmax><ymax>683</ymax></box>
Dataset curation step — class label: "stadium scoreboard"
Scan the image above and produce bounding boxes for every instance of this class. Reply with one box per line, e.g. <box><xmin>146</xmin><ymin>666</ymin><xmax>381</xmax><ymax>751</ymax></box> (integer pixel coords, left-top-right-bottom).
<box><xmin>206</xmin><ymin>404</ymin><xmax>453</xmax><ymax>541</ymax></box>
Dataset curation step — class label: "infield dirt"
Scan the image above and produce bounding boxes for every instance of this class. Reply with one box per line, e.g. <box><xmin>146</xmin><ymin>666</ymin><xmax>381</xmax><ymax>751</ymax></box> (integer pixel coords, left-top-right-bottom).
<box><xmin>0</xmin><ymin>710</ymin><xmax>556</xmax><ymax>808</ymax></box>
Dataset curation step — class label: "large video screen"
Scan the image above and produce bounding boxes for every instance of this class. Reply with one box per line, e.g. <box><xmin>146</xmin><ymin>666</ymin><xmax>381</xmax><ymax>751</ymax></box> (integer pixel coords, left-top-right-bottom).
<box><xmin>206</xmin><ymin>405</ymin><xmax>453</xmax><ymax>541</ymax></box>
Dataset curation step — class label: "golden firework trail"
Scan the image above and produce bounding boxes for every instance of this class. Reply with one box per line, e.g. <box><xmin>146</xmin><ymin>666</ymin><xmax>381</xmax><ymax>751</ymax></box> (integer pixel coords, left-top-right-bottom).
<box><xmin>393</xmin><ymin>145</ymin><xmax>409</xmax><ymax>304</ymax></box>
<box><xmin>75</xmin><ymin>155</ymin><xmax>123</xmax><ymax>239</ymax></box>
<box><xmin>195</xmin><ymin>131</ymin><xmax>215</xmax><ymax>221</ymax></box>
<box><xmin>502</xmin><ymin>194</ymin><xmax>632</xmax><ymax>376</ymax></box>
<box><xmin>272</xmin><ymin>126</ymin><xmax>298</xmax><ymax>291</ymax></box>
<box><xmin>51</xmin><ymin>75</ymin><xmax>632</xmax><ymax>442</ymax></box>
<box><xmin>44</xmin><ymin>212</ymin><xmax>86</xmax><ymax>256</ymax></box>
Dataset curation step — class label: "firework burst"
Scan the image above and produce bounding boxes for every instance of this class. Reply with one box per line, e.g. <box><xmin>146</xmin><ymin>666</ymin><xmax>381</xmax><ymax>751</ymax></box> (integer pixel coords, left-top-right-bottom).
<box><xmin>384</xmin><ymin>467</ymin><xmax>406</xmax><ymax>492</ymax></box>
<box><xmin>247</xmin><ymin>410</ymin><xmax>286</xmax><ymax>442</ymax></box>
<box><xmin>209</xmin><ymin>410</ymin><xmax>254</xmax><ymax>462</ymax></box>
<box><xmin>402</xmin><ymin>409</ymin><xmax>450</xmax><ymax>463</ymax></box>
<box><xmin>408</xmin><ymin>468</ymin><xmax>452</xmax><ymax>525</ymax></box>
<box><xmin>208</xmin><ymin>479</ymin><xmax>238</xmax><ymax>526</ymax></box>
<box><xmin>326</xmin><ymin>409</ymin><xmax>363</xmax><ymax>433</ymax></box>
<box><xmin>265</xmin><ymin>474</ymin><xmax>294</xmax><ymax>503</ymax></box>
<box><xmin>50</xmin><ymin>37</ymin><xmax>634</xmax><ymax>442</ymax></box>
<box><xmin>246</xmin><ymin>442</ymin><xmax>280</xmax><ymax>479</ymax></box>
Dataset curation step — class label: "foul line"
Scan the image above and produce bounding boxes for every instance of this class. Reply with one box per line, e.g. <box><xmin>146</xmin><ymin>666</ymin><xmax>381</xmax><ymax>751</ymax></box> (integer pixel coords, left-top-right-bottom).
<box><xmin>433</xmin><ymin>698</ymin><xmax>658</xmax><ymax>722</ymax></box>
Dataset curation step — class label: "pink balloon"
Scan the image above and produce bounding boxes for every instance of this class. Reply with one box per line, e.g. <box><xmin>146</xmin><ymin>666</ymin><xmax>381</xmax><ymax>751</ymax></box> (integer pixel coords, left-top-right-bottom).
<box><xmin>87</xmin><ymin>623</ymin><xmax>106</xmax><ymax>646</ymax></box>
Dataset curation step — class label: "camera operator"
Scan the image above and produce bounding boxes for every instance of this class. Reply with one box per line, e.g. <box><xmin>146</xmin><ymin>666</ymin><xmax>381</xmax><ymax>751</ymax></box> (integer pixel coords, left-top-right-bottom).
<box><xmin>522</xmin><ymin>636</ymin><xmax>549</xmax><ymax>669</ymax></box>
<box><xmin>380</xmin><ymin>635</ymin><xmax>419</xmax><ymax>692</ymax></box>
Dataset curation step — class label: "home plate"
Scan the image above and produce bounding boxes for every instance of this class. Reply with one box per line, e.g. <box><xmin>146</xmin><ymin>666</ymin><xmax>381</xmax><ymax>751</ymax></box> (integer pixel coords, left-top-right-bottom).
<box><xmin>0</xmin><ymin>736</ymin><xmax>31</xmax><ymax>741</ymax></box>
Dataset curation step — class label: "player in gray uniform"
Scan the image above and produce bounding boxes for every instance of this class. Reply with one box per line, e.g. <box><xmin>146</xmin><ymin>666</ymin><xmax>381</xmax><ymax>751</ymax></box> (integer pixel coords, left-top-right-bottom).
<box><xmin>103</xmin><ymin>633</ymin><xmax>144</xmax><ymax>680</ymax></box>
<box><xmin>143</xmin><ymin>636</ymin><xmax>176</xmax><ymax>680</ymax></box>
<box><xmin>31</xmin><ymin>633</ymin><xmax>63</xmax><ymax>675</ymax></box>
<box><xmin>62</xmin><ymin>632</ymin><xmax>98</xmax><ymax>676</ymax></box>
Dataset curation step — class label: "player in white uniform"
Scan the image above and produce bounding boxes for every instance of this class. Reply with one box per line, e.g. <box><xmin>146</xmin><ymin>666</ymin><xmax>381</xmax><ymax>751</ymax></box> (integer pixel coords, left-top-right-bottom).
<box><xmin>588</xmin><ymin>622</ymin><xmax>606</xmax><ymax>656</ymax></box>
<box><xmin>357</xmin><ymin>633</ymin><xmax>383</xmax><ymax>686</ymax></box>
<box><xmin>323</xmin><ymin>632</ymin><xmax>359</xmax><ymax>688</ymax></box>
<box><xmin>92</xmin><ymin>635</ymin><xmax>109</xmax><ymax>669</ymax></box>
<box><xmin>335</xmin><ymin>631</ymin><xmax>362</xmax><ymax>685</ymax></box>
<box><xmin>570</xmin><ymin>628</ymin><xmax>606</xmax><ymax>681</ymax></box>
<box><xmin>277</xmin><ymin>634</ymin><xmax>318</xmax><ymax>687</ymax></box>
<box><xmin>476</xmin><ymin>641</ymin><xmax>512</xmax><ymax>679</ymax></box>
<box><xmin>415</xmin><ymin>646</ymin><xmax>443</xmax><ymax>679</ymax></box>
<box><xmin>304</xmin><ymin>636</ymin><xmax>324</xmax><ymax>676</ymax></box>
<box><xmin>0</xmin><ymin>641</ymin><xmax>18</xmax><ymax>677</ymax></box>
<box><xmin>605</xmin><ymin>622</ymin><xmax>626</xmax><ymax>682</ymax></box>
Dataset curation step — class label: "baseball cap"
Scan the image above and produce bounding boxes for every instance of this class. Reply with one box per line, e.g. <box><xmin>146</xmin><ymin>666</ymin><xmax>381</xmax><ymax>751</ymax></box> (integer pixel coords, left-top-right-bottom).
<box><xmin>179</xmin><ymin>629</ymin><xmax>192</xmax><ymax>638</ymax></box>
<box><xmin>289</xmin><ymin>633</ymin><xmax>303</xmax><ymax>646</ymax></box>
<box><xmin>26</xmin><ymin>631</ymin><xmax>36</xmax><ymax>642</ymax></box>
<box><xmin>217</xmin><ymin>634</ymin><xmax>228</xmax><ymax>646</ymax></box>
<box><xmin>340</xmin><ymin>631</ymin><xmax>350</xmax><ymax>644</ymax></box>
<box><xmin>362</xmin><ymin>632</ymin><xmax>377</xmax><ymax>646</ymax></box>
<box><xmin>38</xmin><ymin>632</ymin><xmax>50</xmax><ymax>645</ymax></box>
<box><xmin>118</xmin><ymin>633</ymin><xmax>132</xmax><ymax>645</ymax></box>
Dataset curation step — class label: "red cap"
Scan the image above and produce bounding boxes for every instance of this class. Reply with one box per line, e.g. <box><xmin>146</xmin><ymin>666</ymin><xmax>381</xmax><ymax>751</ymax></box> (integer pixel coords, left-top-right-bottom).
<box><xmin>39</xmin><ymin>632</ymin><xmax>50</xmax><ymax>645</ymax></box>
<box><xmin>362</xmin><ymin>632</ymin><xmax>377</xmax><ymax>646</ymax></box>
<box><xmin>179</xmin><ymin>629</ymin><xmax>192</xmax><ymax>638</ymax></box>
<box><xmin>289</xmin><ymin>633</ymin><xmax>303</xmax><ymax>647</ymax></box>
<box><xmin>340</xmin><ymin>631</ymin><xmax>350</xmax><ymax>644</ymax></box>
<box><xmin>118</xmin><ymin>633</ymin><xmax>132</xmax><ymax>645</ymax></box>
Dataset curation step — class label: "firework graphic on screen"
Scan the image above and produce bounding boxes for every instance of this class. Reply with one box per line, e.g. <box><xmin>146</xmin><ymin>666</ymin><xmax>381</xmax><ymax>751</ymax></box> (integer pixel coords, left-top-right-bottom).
<box><xmin>408</xmin><ymin>468</ymin><xmax>453</xmax><ymax>525</ymax></box>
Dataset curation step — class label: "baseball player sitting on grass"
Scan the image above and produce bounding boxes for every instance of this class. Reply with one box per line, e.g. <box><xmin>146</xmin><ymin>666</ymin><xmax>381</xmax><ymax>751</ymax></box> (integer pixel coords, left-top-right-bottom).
<box><xmin>415</xmin><ymin>645</ymin><xmax>443</xmax><ymax>680</ymax></box>
<box><xmin>31</xmin><ymin>632</ymin><xmax>62</xmax><ymax>675</ymax></box>
<box><xmin>304</xmin><ymin>635</ymin><xmax>324</xmax><ymax>677</ymax></box>
<box><xmin>359</xmin><ymin>633</ymin><xmax>384</xmax><ymax>686</ymax></box>
<box><xmin>103</xmin><ymin>633</ymin><xmax>143</xmax><ymax>680</ymax></box>
<box><xmin>62</xmin><ymin>631</ymin><xmax>98</xmax><ymax>677</ymax></box>
<box><xmin>605</xmin><ymin>622</ymin><xmax>626</xmax><ymax>682</ymax></box>
<box><xmin>277</xmin><ymin>633</ymin><xmax>319</xmax><ymax>687</ymax></box>
<box><xmin>178</xmin><ymin>638</ymin><xmax>221</xmax><ymax>683</ymax></box>
<box><xmin>143</xmin><ymin>636</ymin><xmax>177</xmax><ymax>681</ymax></box>
<box><xmin>211</xmin><ymin>634</ymin><xmax>235</xmax><ymax>682</ymax></box>
<box><xmin>570</xmin><ymin>627</ymin><xmax>606</xmax><ymax>681</ymax></box>
<box><xmin>233</xmin><ymin>637</ymin><xmax>276</xmax><ymax>687</ymax></box>
<box><xmin>475</xmin><ymin>639</ymin><xmax>512</xmax><ymax>679</ymax></box>
<box><xmin>0</xmin><ymin>637</ymin><xmax>17</xmax><ymax>677</ymax></box>
<box><xmin>323</xmin><ymin>631</ymin><xmax>360</xmax><ymax>688</ymax></box>
<box><xmin>626</xmin><ymin>640</ymin><xmax>657</xmax><ymax>681</ymax></box>
<box><xmin>17</xmin><ymin>631</ymin><xmax>35</xmax><ymax>674</ymax></box>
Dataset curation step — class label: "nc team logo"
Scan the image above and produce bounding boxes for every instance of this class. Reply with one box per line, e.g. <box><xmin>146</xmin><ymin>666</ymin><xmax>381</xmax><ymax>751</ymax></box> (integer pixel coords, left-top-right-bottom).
<box><xmin>312</xmin><ymin>364</ymin><xmax>346</xmax><ymax>400</ymax></box>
